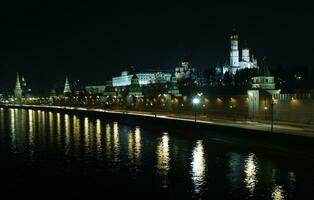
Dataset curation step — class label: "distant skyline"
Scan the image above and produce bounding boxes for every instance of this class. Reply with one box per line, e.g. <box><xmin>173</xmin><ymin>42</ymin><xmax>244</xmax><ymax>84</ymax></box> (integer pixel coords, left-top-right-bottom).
<box><xmin>0</xmin><ymin>1</ymin><xmax>313</xmax><ymax>91</ymax></box>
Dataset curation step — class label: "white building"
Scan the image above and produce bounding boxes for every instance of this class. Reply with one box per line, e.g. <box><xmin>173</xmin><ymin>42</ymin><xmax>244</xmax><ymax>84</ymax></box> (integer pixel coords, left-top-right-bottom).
<box><xmin>175</xmin><ymin>57</ymin><xmax>196</xmax><ymax>80</ymax></box>
<box><xmin>218</xmin><ymin>32</ymin><xmax>258</xmax><ymax>75</ymax></box>
<box><xmin>229</xmin><ymin>33</ymin><xmax>258</xmax><ymax>74</ymax></box>
<box><xmin>112</xmin><ymin>70</ymin><xmax>172</xmax><ymax>87</ymax></box>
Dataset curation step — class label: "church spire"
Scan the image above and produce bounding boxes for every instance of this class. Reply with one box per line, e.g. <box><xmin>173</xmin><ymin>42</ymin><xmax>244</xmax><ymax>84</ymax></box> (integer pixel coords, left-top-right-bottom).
<box><xmin>258</xmin><ymin>57</ymin><xmax>271</xmax><ymax>76</ymax></box>
<box><xmin>63</xmin><ymin>76</ymin><xmax>71</xmax><ymax>94</ymax></box>
<box><xmin>14</xmin><ymin>72</ymin><xmax>23</xmax><ymax>99</ymax></box>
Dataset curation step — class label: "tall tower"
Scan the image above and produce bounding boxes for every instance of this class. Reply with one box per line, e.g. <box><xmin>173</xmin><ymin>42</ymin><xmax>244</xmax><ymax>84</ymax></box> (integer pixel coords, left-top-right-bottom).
<box><xmin>63</xmin><ymin>76</ymin><xmax>71</xmax><ymax>94</ymax></box>
<box><xmin>14</xmin><ymin>73</ymin><xmax>23</xmax><ymax>99</ymax></box>
<box><xmin>242</xmin><ymin>41</ymin><xmax>250</xmax><ymax>62</ymax></box>
<box><xmin>181</xmin><ymin>56</ymin><xmax>189</xmax><ymax>70</ymax></box>
<box><xmin>230</xmin><ymin>33</ymin><xmax>239</xmax><ymax>67</ymax></box>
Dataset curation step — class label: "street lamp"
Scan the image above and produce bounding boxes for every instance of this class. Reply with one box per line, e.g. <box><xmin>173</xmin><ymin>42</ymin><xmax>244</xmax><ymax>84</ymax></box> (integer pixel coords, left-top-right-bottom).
<box><xmin>192</xmin><ymin>97</ymin><xmax>200</xmax><ymax>122</ymax></box>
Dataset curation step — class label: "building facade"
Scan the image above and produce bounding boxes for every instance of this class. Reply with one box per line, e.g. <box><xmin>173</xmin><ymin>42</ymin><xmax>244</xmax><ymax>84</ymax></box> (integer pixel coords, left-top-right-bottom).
<box><xmin>112</xmin><ymin>70</ymin><xmax>172</xmax><ymax>87</ymax></box>
<box><xmin>175</xmin><ymin>57</ymin><xmax>197</xmax><ymax>80</ymax></box>
<box><xmin>248</xmin><ymin>59</ymin><xmax>279</xmax><ymax>118</ymax></box>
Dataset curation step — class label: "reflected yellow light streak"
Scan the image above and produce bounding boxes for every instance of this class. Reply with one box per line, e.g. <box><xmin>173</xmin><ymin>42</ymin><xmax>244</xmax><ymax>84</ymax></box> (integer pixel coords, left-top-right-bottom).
<box><xmin>105</xmin><ymin>123</ymin><xmax>111</xmax><ymax>158</ymax></box>
<box><xmin>84</xmin><ymin>117</ymin><xmax>90</xmax><ymax>146</ymax></box>
<box><xmin>64</xmin><ymin>114</ymin><xmax>70</xmax><ymax>149</ymax></box>
<box><xmin>128</xmin><ymin>131</ymin><xmax>134</xmax><ymax>161</ymax></box>
<box><xmin>73</xmin><ymin>115</ymin><xmax>80</xmax><ymax>149</ymax></box>
<box><xmin>28</xmin><ymin>110</ymin><xmax>34</xmax><ymax>146</ymax></box>
<box><xmin>10</xmin><ymin>109</ymin><xmax>16</xmax><ymax>151</ymax></box>
<box><xmin>113</xmin><ymin>122</ymin><xmax>120</xmax><ymax>162</ymax></box>
<box><xmin>134</xmin><ymin>127</ymin><xmax>141</xmax><ymax>161</ymax></box>
<box><xmin>244</xmin><ymin>153</ymin><xmax>258</xmax><ymax>196</ymax></box>
<box><xmin>56</xmin><ymin>113</ymin><xmax>61</xmax><ymax>146</ymax></box>
<box><xmin>48</xmin><ymin>112</ymin><xmax>54</xmax><ymax>143</ymax></box>
<box><xmin>271</xmin><ymin>185</ymin><xmax>285</xmax><ymax>200</ymax></box>
<box><xmin>191</xmin><ymin>140</ymin><xmax>206</xmax><ymax>194</ymax></box>
<box><xmin>96</xmin><ymin>119</ymin><xmax>102</xmax><ymax>155</ymax></box>
<box><xmin>156</xmin><ymin>132</ymin><xmax>170</xmax><ymax>188</ymax></box>
<box><xmin>41</xmin><ymin>111</ymin><xmax>46</xmax><ymax>137</ymax></box>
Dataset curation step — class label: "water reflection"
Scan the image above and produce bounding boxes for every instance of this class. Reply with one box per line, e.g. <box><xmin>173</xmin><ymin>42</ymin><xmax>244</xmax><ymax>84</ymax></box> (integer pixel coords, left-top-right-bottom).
<box><xmin>56</xmin><ymin>113</ymin><xmax>61</xmax><ymax>147</ymax></box>
<box><xmin>271</xmin><ymin>169</ymin><xmax>285</xmax><ymax>200</ymax></box>
<box><xmin>40</xmin><ymin>111</ymin><xmax>46</xmax><ymax>139</ymax></box>
<box><xmin>0</xmin><ymin>108</ymin><xmax>311</xmax><ymax>199</ymax></box>
<box><xmin>95</xmin><ymin>119</ymin><xmax>102</xmax><ymax>159</ymax></box>
<box><xmin>272</xmin><ymin>185</ymin><xmax>285</xmax><ymax>200</ymax></box>
<box><xmin>84</xmin><ymin>117</ymin><xmax>90</xmax><ymax>147</ymax></box>
<box><xmin>28</xmin><ymin>110</ymin><xmax>35</xmax><ymax>158</ymax></box>
<box><xmin>112</xmin><ymin>122</ymin><xmax>120</xmax><ymax>166</ymax></box>
<box><xmin>73</xmin><ymin>115</ymin><xmax>80</xmax><ymax>150</ymax></box>
<box><xmin>288</xmin><ymin>172</ymin><xmax>296</xmax><ymax>193</ymax></box>
<box><xmin>64</xmin><ymin>114</ymin><xmax>70</xmax><ymax>154</ymax></box>
<box><xmin>244</xmin><ymin>153</ymin><xmax>258</xmax><ymax>196</ymax></box>
<box><xmin>105</xmin><ymin>123</ymin><xmax>111</xmax><ymax>159</ymax></box>
<box><xmin>134</xmin><ymin>127</ymin><xmax>141</xmax><ymax>161</ymax></box>
<box><xmin>127</xmin><ymin>127</ymin><xmax>142</xmax><ymax>176</ymax></box>
<box><xmin>191</xmin><ymin>140</ymin><xmax>206</xmax><ymax>194</ymax></box>
<box><xmin>156</xmin><ymin>132</ymin><xmax>170</xmax><ymax>188</ymax></box>
<box><xmin>10</xmin><ymin>109</ymin><xmax>16</xmax><ymax>152</ymax></box>
<box><xmin>104</xmin><ymin>122</ymin><xmax>121</xmax><ymax>170</ymax></box>
<box><xmin>48</xmin><ymin>112</ymin><xmax>54</xmax><ymax>143</ymax></box>
<box><xmin>228</xmin><ymin>153</ymin><xmax>242</xmax><ymax>192</ymax></box>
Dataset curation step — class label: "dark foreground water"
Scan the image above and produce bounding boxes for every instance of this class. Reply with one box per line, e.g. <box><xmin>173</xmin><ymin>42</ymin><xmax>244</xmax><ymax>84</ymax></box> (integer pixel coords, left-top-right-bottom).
<box><xmin>0</xmin><ymin>108</ymin><xmax>314</xmax><ymax>199</ymax></box>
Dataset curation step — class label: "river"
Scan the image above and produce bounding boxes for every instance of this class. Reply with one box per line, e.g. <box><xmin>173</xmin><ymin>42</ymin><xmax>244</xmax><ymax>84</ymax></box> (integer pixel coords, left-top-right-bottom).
<box><xmin>0</xmin><ymin>107</ymin><xmax>313</xmax><ymax>199</ymax></box>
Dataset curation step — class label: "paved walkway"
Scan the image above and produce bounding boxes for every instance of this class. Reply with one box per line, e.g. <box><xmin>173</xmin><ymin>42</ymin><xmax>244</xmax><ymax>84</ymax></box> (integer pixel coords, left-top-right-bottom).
<box><xmin>116</xmin><ymin>110</ymin><xmax>314</xmax><ymax>138</ymax></box>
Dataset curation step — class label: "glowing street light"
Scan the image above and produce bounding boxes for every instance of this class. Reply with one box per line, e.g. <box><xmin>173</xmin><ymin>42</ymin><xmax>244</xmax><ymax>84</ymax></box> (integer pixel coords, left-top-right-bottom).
<box><xmin>193</xmin><ymin>97</ymin><xmax>200</xmax><ymax>105</ymax></box>
<box><xmin>193</xmin><ymin>97</ymin><xmax>200</xmax><ymax>123</ymax></box>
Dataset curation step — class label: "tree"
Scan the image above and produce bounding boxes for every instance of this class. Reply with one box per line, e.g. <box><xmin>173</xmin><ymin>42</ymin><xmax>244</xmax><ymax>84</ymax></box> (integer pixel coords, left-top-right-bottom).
<box><xmin>222</xmin><ymin>71</ymin><xmax>232</xmax><ymax>86</ymax></box>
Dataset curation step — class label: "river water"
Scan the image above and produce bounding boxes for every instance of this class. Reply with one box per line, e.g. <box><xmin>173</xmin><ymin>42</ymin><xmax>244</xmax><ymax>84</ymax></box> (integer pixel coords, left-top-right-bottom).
<box><xmin>0</xmin><ymin>107</ymin><xmax>313</xmax><ymax>199</ymax></box>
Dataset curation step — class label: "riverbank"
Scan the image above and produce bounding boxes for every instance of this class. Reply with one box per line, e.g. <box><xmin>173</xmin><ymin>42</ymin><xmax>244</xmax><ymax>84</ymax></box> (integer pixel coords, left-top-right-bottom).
<box><xmin>2</xmin><ymin>104</ymin><xmax>314</xmax><ymax>140</ymax></box>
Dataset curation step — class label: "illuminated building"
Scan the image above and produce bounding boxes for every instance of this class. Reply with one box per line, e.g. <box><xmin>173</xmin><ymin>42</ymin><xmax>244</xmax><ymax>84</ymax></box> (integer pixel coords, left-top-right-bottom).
<box><xmin>248</xmin><ymin>59</ymin><xmax>280</xmax><ymax>118</ymax></box>
<box><xmin>175</xmin><ymin>57</ymin><xmax>196</xmax><ymax>80</ymax></box>
<box><xmin>14</xmin><ymin>73</ymin><xmax>23</xmax><ymax>99</ymax></box>
<box><xmin>63</xmin><ymin>76</ymin><xmax>71</xmax><ymax>94</ymax></box>
<box><xmin>112</xmin><ymin>70</ymin><xmax>172</xmax><ymax>87</ymax></box>
<box><xmin>128</xmin><ymin>74</ymin><xmax>143</xmax><ymax>97</ymax></box>
<box><xmin>217</xmin><ymin>31</ymin><xmax>258</xmax><ymax>75</ymax></box>
<box><xmin>168</xmin><ymin>76</ymin><xmax>181</xmax><ymax>96</ymax></box>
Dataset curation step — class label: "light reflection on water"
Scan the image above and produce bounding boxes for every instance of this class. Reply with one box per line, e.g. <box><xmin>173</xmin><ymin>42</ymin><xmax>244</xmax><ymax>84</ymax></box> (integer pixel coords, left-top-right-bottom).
<box><xmin>0</xmin><ymin>108</ymin><xmax>312</xmax><ymax>198</ymax></box>
<box><xmin>156</xmin><ymin>132</ymin><xmax>170</xmax><ymax>187</ymax></box>
<box><xmin>191</xmin><ymin>140</ymin><xmax>206</xmax><ymax>194</ymax></box>
<box><xmin>95</xmin><ymin>119</ymin><xmax>102</xmax><ymax>159</ymax></box>
<box><xmin>244</xmin><ymin>153</ymin><xmax>258</xmax><ymax>196</ymax></box>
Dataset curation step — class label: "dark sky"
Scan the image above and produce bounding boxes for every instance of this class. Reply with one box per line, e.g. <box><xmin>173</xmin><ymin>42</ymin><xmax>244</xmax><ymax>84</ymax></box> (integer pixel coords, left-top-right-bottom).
<box><xmin>0</xmin><ymin>1</ymin><xmax>313</xmax><ymax>92</ymax></box>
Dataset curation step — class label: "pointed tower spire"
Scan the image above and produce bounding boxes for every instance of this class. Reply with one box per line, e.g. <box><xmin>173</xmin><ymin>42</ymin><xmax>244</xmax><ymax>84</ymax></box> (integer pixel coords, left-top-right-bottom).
<box><xmin>63</xmin><ymin>76</ymin><xmax>71</xmax><ymax>94</ymax></box>
<box><xmin>14</xmin><ymin>72</ymin><xmax>23</xmax><ymax>99</ymax></box>
<box><xmin>258</xmin><ymin>57</ymin><xmax>271</xmax><ymax>76</ymax></box>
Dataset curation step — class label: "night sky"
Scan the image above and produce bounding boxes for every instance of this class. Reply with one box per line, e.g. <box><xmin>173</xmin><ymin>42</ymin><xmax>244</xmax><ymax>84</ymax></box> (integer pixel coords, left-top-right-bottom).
<box><xmin>0</xmin><ymin>1</ymin><xmax>313</xmax><ymax>92</ymax></box>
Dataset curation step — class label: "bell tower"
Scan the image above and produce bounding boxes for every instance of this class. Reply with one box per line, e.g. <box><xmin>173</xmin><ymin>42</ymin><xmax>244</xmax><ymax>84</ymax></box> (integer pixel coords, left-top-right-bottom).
<box><xmin>230</xmin><ymin>32</ymin><xmax>239</xmax><ymax>67</ymax></box>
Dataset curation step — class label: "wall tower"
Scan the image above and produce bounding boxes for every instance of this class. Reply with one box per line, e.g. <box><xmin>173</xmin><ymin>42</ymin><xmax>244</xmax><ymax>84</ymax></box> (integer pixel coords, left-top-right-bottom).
<box><xmin>14</xmin><ymin>73</ymin><xmax>23</xmax><ymax>99</ymax></box>
<box><xmin>63</xmin><ymin>76</ymin><xmax>71</xmax><ymax>94</ymax></box>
